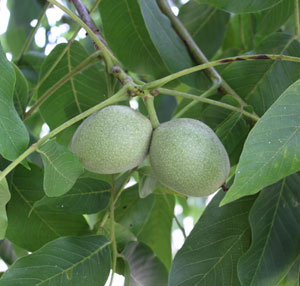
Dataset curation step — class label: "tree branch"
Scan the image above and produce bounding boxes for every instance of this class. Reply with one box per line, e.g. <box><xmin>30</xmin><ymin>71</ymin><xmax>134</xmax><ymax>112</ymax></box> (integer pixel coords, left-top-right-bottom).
<box><xmin>143</xmin><ymin>54</ymin><xmax>300</xmax><ymax>89</ymax></box>
<box><xmin>71</xmin><ymin>0</ymin><xmax>108</xmax><ymax>48</ymax></box>
<box><xmin>49</xmin><ymin>0</ymin><xmax>115</xmax><ymax>70</ymax></box>
<box><xmin>156</xmin><ymin>0</ymin><xmax>248</xmax><ymax>107</ymax></box>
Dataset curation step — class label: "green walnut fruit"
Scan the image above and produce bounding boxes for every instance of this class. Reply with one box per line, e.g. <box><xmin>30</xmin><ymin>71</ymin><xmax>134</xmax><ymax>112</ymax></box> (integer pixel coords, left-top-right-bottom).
<box><xmin>149</xmin><ymin>118</ymin><xmax>230</xmax><ymax>197</ymax></box>
<box><xmin>72</xmin><ymin>105</ymin><xmax>152</xmax><ymax>174</ymax></box>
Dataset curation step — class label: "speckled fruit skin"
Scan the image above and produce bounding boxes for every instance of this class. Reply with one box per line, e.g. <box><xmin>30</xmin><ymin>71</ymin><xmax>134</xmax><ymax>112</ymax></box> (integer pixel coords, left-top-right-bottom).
<box><xmin>149</xmin><ymin>118</ymin><xmax>230</xmax><ymax>197</ymax></box>
<box><xmin>71</xmin><ymin>105</ymin><xmax>153</xmax><ymax>174</ymax></box>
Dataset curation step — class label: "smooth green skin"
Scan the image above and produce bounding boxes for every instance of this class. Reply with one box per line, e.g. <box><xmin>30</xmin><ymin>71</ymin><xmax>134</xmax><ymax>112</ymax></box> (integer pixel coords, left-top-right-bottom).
<box><xmin>72</xmin><ymin>105</ymin><xmax>153</xmax><ymax>174</ymax></box>
<box><xmin>149</xmin><ymin>118</ymin><xmax>230</xmax><ymax>197</ymax></box>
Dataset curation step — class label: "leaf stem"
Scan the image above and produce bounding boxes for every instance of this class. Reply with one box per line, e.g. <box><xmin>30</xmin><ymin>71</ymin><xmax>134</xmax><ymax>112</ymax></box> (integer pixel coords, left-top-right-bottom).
<box><xmin>98</xmin><ymin>168</ymin><xmax>135</xmax><ymax>231</ymax></box>
<box><xmin>159</xmin><ymin>88</ymin><xmax>260</xmax><ymax>122</ymax></box>
<box><xmin>295</xmin><ymin>0</ymin><xmax>300</xmax><ymax>39</ymax></box>
<box><xmin>173</xmin><ymin>214</ymin><xmax>187</xmax><ymax>239</ymax></box>
<box><xmin>0</xmin><ymin>87</ymin><xmax>129</xmax><ymax>183</ymax></box>
<box><xmin>16</xmin><ymin>2</ymin><xmax>51</xmax><ymax>62</ymax></box>
<box><xmin>144</xmin><ymin>93</ymin><xmax>160</xmax><ymax>128</ymax></box>
<box><xmin>109</xmin><ymin>175</ymin><xmax>117</xmax><ymax>286</ymax></box>
<box><xmin>114</xmin><ymin>168</ymin><xmax>137</xmax><ymax>205</ymax></box>
<box><xmin>173</xmin><ymin>79</ymin><xmax>221</xmax><ymax>118</ymax></box>
<box><xmin>48</xmin><ymin>0</ymin><xmax>116</xmax><ymax>71</ymax></box>
<box><xmin>239</xmin><ymin>15</ymin><xmax>247</xmax><ymax>51</ymax></box>
<box><xmin>156</xmin><ymin>0</ymin><xmax>247</xmax><ymax>107</ymax></box>
<box><xmin>144</xmin><ymin>54</ymin><xmax>300</xmax><ymax>90</ymax></box>
<box><xmin>25</xmin><ymin>50</ymin><xmax>102</xmax><ymax>119</ymax></box>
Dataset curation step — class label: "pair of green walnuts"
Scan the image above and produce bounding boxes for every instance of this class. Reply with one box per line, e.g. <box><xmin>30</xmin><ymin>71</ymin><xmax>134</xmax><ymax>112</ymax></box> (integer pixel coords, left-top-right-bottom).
<box><xmin>72</xmin><ymin>105</ymin><xmax>230</xmax><ymax>197</ymax></box>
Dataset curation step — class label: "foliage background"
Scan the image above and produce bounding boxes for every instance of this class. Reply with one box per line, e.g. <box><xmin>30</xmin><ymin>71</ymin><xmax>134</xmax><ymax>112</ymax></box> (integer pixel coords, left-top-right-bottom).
<box><xmin>0</xmin><ymin>0</ymin><xmax>300</xmax><ymax>285</ymax></box>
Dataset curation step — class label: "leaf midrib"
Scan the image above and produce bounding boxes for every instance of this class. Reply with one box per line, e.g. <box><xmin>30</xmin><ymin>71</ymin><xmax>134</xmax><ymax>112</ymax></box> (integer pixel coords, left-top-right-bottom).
<box><xmin>36</xmin><ymin>240</ymin><xmax>111</xmax><ymax>285</ymax></box>
<box><xmin>249</xmin><ymin>178</ymin><xmax>285</xmax><ymax>285</ymax></box>
<box><xmin>67</xmin><ymin>49</ymin><xmax>82</xmax><ymax>114</ymax></box>
<box><xmin>38</xmin><ymin>149</ymin><xmax>74</xmax><ymax>184</ymax></box>
<box><xmin>245</xmin><ymin>36</ymin><xmax>295</xmax><ymax>101</ymax></box>
<box><xmin>235</xmin><ymin>125</ymin><xmax>300</xmax><ymax>195</ymax></box>
<box><xmin>12</xmin><ymin>183</ymin><xmax>60</xmax><ymax>236</ymax></box>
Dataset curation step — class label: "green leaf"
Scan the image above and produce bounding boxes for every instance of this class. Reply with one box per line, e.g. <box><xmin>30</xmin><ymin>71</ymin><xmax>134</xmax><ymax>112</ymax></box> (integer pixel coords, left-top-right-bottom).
<box><xmin>196</xmin><ymin>0</ymin><xmax>282</xmax><ymax>13</ymax></box>
<box><xmin>0</xmin><ymin>43</ymin><xmax>29</xmax><ymax>161</ymax></box>
<box><xmin>18</xmin><ymin>51</ymin><xmax>45</xmax><ymax>84</ymax></box>
<box><xmin>38</xmin><ymin>42</ymin><xmax>107</xmax><ymax>145</ymax></box>
<box><xmin>99</xmin><ymin>0</ymin><xmax>169</xmax><ymax>77</ymax></box>
<box><xmin>0</xmin><ymin>174</ymin><xmax>11</xmax><ymax>240</ymax></box>
<box><xmin>0</xmin><ymin>235</ymin><xmax>111</xmax><ymax>286</ymax></box>
<box><xmin>216</xmin><ymin>113</ymin><xmax>250</xmax><ymax>165</ymax></box>
<box><xmin>256</xmin><ymin>0</ymin><xmax>294</xmax><ymax>40</ymax></box>
<box><xmin>138</xmin><ymin>167</ymin><xmax>158</xmax><ymax>198</ymax></box>
<box><xmin>137</xmin><ymin>191</ymin><xmax>175</xmax><ymax>270</ymax></box>
<box><xmin>238</xmin><ymin>174</ymin><xmax>300</xmax><ymax>286</ymax></box>
<box><xmin>123</xmin><ymin>241</ymin><xmax>168</xmax><ymax>286</ymax></box>
<box><xmin>139</xmin><ymin>174</ymin><xmax>157</xmax><ymax>198</ymax></box>
<box><xmin>33</xmin><ymin>177</ymin><xmax>111</xmax><ymax>214</ymax></box>
<box><xmin>169</xmin><ymin>191</ymin><xmax>256</xmax><ymax>286</ymax></box>
<box><xmin>12</xmin><ymin>63</ymin><xmax>28</xmax><ymax>118</ymax></box>
<box><xmin>278</xmin><ymin>257</ymin><xmax>300</xmax><ymax>286</ymax></box>
<box><xmin>6</xmin><ymin>164</ymin><xmax>90</xmax><ymax>251</ymax></box>
<box><xmin>179</xmin><ymin>1</ymin><xmax>230</xmax><ymax>59</ymax></box>
<box><xmin>140</xmin><ymin>0</ymin><xmax>210</xmax><ymax>89</ymax></box>
<box><xmin>115</xmin><ymin>185</ymin><xmax>155</xmax><ymax>235</ymax></box>
<box><xmin>222</xmin><ymin>13</ymin><xmax>256</xmax><ymax>53</ymax></box>
<box><xmin>222</xmin><ymin>79</ymin><xmax>300</xmax><ymax>204</ymax></box>
<box><xmin>99</xmin><ymin>0</ymin><xmax>210</xmax><ymax>90</ymax></box>
<box><xmin>221</xmin><ymin>33</ymin><xmax>300</xmax><ymax>116</ymax></box>
<box><xmin>38</xmin><ymin>139</ymin><xmax>84</xmax><ymax>197</ymax></box>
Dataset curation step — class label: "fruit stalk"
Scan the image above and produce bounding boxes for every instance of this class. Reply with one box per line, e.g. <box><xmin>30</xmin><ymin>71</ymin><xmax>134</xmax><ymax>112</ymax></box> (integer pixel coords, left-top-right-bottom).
<box><xmin>144</xmin><ymin>93</ymin><xmax>160</xmax><ymax>128</ymax></box>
